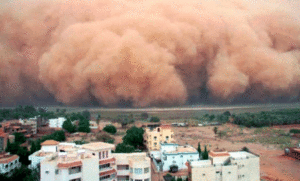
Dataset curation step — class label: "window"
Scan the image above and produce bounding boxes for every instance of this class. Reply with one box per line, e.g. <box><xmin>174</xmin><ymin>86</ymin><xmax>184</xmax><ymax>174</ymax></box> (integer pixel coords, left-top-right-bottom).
<box><xmin>55</xmin><ymin>169</ymin><xmax>59</xmax><ymax>175</ymax></box>
<box><xmin>202</xmin><ymin>174</ymin><xmax>205</xmax><ymax>176</ymax></box>
<box><xmin>99</xmin><ymin>152</ymin><xmax>101</xmax><ymax>159</ymax></box>
<box><xmin>144</xmin><ymin>179</ymin><xmax>150</xmax><ymax>181</ymax></box>
<box><xmin>45</xmin><ymin>171</ymin><xmax>49</xmax><ymax>174</ymax></box>
<box><xmin>130</xmin><ymin>168</ymin><xmax>133</xmax><ymax>173</ymax></box>
<box><xmin>69</xmin><ymin>166</ymin><xmax>81</xmax><ymax>174</ymax></box>
<box><xmin>70</xmin><ymin>178</ymin><xmax>81</xmax><ymax>181</ymax></box>
<box><xmin>100</xmin><ymin>163</ymin><xmax>110</xmax><ymax>170</ymax></box>
<box><xmin>154</xmin><ymin>142</ymin><xmax>157</xmax><ymax>146</ymax></box>
<box><xmin>100</xmin><ymin>175</ymin><xmax>110</xmax><ymax>180</ymax></box>
<box><xmin>117</xmin><ymin>165</ymin><xmax>129</xmax><ymax>170</ymax></box>
<box><xmin>154</xmin><ymin>136</ymin><xmax>157</xmax><ymax>141</ymax></box>
<box><xmin>166</xmin><ymin>136</ymin><xmax>169</xmax><ymax>140</ymax></box>
<box><xmin>134</xmin><ymin>168</ymin><xmax>142</xmax><ymax>174</ymax></box>
<box><xmin>135</xmin><ymin>180</ymin><xmax>142</xmax><ymax>181</ymax></box>
<box><xmin>103</xmin><ymin>151</ymin><xmax>105</xmax><ymax>158</ymax></box>
<box><xmin>144</xmin><ymin>167</ymin><xmax>149</xmax><ymax>173</ymax></box>
<box><xmin>228</xmin><ymin>172</ymin><xmax>231</xmax><ymax>174</ymax></box>
<box><xmin>106</xmin><ymin>151</ymin><xmax>108</xmax><ymax>158</ymax></box>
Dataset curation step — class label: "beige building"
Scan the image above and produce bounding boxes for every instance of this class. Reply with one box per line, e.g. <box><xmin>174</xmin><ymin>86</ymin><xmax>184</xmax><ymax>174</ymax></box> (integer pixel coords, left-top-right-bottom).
<box><xmin>144</xmin><ymin>124</ymin><xmax>174</xmax><ymax>150</ymax></box>
<box><xmin>114</xmin><ymin>153</ymin><xmax>151</xmax><ymax>181</ymax></box>
<box><xmin>37</xmin><ymin>141</ymin><xmax>151</xmax><ymax>181</ymax></box>
<box><xmin>187</xmin><ymin>150</ymin><xmax>260</xmax><ymax>181</ymax></box>
<box><xmin>40</xmin><ymin>142</ymin><xmax>117</xmax><ymax>181</ymax></box>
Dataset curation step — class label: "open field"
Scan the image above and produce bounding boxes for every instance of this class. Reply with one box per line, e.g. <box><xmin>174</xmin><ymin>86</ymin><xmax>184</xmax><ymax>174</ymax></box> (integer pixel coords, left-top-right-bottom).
<box><xmin>44</xmin><ymin>102</ymin><xmax>300</xmax><ymax>120</ymax></box>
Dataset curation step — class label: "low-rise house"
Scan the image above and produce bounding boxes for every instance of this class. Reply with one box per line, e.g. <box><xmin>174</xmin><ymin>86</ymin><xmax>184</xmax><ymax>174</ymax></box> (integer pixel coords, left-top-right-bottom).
<box><xmin>144</xmin><ymin>124</ymin><xmax>174</xmax><ymax>151</ymax></box>
<box><xmin>49</xmin><ymin>117</ymin><xmax>67</xmax><ymax>129</ymax></box>
<box><xmin>114</xmin><ymin>152</ymin><xmax>151</xmax><ymax>181</ymax></box>
<box><xmin>187</xmin><ymin>149</ymin><xmax>260</xmax><ymax>181</ymax></box>
<box><xmin>0</xmin><ymin>152</ymin><xmax>20</xmax><ymax>174</ymax></box>
<box><xmin>19</xmin><ymin>118</ymin><xmax>37</xmax><ymax>135</ymax></box>
<box><xmin>150</xmin><ymin>143</ymin><xmax>199</xmax><ymax>172</ymax></box>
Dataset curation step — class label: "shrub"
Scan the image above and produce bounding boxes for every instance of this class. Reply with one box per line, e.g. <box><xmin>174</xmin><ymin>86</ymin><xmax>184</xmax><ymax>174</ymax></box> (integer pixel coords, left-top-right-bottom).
<box><xmin>150</xmin><ymin>116</ymin><xmax>160</xmax><ymax>122</ymax></box>
<box><xmin>103</xmin><ymin>125</ymin><xmax>117</xmax><ymax>134</ymax></box>
<box><xmin>96</xmin><ymin>133</ymin><xmax>115</xmax><ymax>143</ymax></box>
<box><xmin>290</xmin><ymin>129</ymin><xmax>300</xmax><ymax>134</ymax></box>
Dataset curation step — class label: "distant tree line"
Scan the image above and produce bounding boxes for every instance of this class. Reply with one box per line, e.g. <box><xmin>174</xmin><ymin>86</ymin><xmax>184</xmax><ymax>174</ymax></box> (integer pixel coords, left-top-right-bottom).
<box><xmin>233</xmin><ymin>109</ymin><xmax>300</xmax><ymax>127</ymax></box>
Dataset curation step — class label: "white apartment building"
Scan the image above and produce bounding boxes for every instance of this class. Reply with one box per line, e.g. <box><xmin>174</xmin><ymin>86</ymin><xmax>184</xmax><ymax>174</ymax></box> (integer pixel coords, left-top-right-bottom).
<box><xmin>187</xmin><ymin>150</ymin><xmax>260</xmax><ymax>181</ymax></box>
<box><xmin>0</xmin><ymin>152</ymin><xmax>20</xmax><ymax>174</ymax></box>
<box><xmin>49</xmin><ymin>117</ymin><xmax>67</xmax><ymax>128</ymax></box>
<box><xmin>32</xmin><ymin>140</ymin><xmax>152</xmax><ymax>181</ymax></box>
<box><xmin>150</xmin><ymin>143</ymin><xmax>199</xmax><ymax>172</ymax></box>
<box><xmin>114</xmin><ymin>153</ymin><xmax>151</xmax><ymax>181</ymax></box>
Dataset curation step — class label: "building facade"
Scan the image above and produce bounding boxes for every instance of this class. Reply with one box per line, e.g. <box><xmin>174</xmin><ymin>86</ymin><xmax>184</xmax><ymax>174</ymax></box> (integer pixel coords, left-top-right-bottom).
<box><xmin>0</xmin><ymin>130</ymin><xmax>8</xmax><ymax>152</ymax></box>
<box><xmin>114</xmin><ymin>153</ymin><xmax>151</xmax><ymax>181</ymax></box>
<box><xmin>49</xmin><ymin>117</ymin><xmax>67</xmax><ymax>128</ymax></box>
<box><xmin>33</xmin><ymin>141</ymin><xmax>151</xmax><ymax>181</ymax></box>
<box><xmin>0</xmin><ymin>152</ymin><xmax>20</xmax><ymax>174</ymax></box>
<box><xmin>187</xmin><ymin>150</ymin><xmax>260</xmax><ymax>181</ymax></box>
<box><xmin>150</xmin><ymin>143</ymin><xmax>199</xmax><ymax>172</ymax></box>
<box><xmin>144</xmin><ymin>124</ymin><xmax>174</xmax><ymax>150</ymax></box>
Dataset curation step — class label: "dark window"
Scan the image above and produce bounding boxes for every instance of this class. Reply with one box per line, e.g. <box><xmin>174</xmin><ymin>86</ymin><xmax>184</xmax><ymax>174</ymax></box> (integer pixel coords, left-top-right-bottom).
<box><xmin>69</xmin><ymin>166</ymin><xmax>81</xmax><ymax>174</ymax></box>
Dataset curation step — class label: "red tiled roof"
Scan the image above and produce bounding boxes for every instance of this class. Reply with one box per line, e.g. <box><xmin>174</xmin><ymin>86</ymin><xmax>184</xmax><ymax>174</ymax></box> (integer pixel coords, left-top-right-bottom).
<box><xmin>0</xmin><ymin>155</ymin><xmax>19</xmax><ymax>164</ymax></box>
<box><xmin>0</xmin><ymin>130</ymin><xmax>7</xmax><ymax>138</ymax></box>
<box><xmin>160</xmin><ymin>124</ymin><xmax>171</xmax><ymax>129</ymax></box>
<box><xmin>99</xmin><ymin>169</ymin><xmax>116</xmax><ymax>176</ymax></box>
<box><xmin>99</xmin><ymin>157</ymin><xmax>115</xmax><ymax>165</ymax></box>
<box><xmin>41</xmin><ymin>140</ymin><xmax>59</xmax><ymax>146</ymax></box>
<box><xmin>57</xmin><ymin>161</ymin><xmax>82</xmax><ymax>168</ymax></box>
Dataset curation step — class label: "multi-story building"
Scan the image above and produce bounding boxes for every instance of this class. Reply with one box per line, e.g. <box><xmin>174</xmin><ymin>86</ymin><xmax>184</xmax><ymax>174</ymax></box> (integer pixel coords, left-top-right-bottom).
<box><xmin>114</xmin><ymin>153</ymin><xmax>151</xmax><ymax>181</ymax></box>
<box><xmin>1</xmin><ymin>120</ymin><xmax>36</xmax><ymax>136</ymax></box>
<box><xmin>0</xmin><ymin>130</ymin><xmax>8</xmax><ymax>152</ymax></box>
<box><xmin>49</xmin><ymin>117</ymin><xmax>67</xmax><ymax>129</ymax></box>
<box><xmin>144</xmin><ymin>124</ymin><xmax>174</xmax><ymax>150</ymax></box>
<box><xmin>187</xmin><ymin>149</ymin><xmax>260</xmax><ymax>181</ymax></box>
<box><xmin>0</xmin><ymin>152</ymin><xmax>20</xmax><ymax>174</ymax></box>
<box><xmin>150</xmin><ymin>143</ymin><xmax>199</xmax><ymax>172</ymax></box>
<box><xmin>19</xmin><ymin>118</ymin><xmax>37</xmax><ymax>135</ymax></box>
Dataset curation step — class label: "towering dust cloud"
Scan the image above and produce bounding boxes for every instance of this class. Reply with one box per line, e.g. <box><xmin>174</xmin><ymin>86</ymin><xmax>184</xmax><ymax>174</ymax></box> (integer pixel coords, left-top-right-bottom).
<box><xmin>0</xmin><ymin>0</ymin><xmax>300</xmax><ymax>107</ymax></box>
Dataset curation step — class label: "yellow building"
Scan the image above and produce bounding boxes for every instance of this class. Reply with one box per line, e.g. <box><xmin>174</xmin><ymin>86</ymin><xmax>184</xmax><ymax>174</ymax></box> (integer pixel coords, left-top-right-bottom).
<box><xmin>144</xmin><ymin>124</ymin><xmax>174</xmax><ymax>150</ymax></box>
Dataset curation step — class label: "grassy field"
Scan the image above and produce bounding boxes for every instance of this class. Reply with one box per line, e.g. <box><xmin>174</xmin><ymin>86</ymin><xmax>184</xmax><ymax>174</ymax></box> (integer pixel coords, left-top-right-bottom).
<box><xmin>44</xmin><ymin>102</ymin><xmax>300</xmax><ymax>120</ymax></box>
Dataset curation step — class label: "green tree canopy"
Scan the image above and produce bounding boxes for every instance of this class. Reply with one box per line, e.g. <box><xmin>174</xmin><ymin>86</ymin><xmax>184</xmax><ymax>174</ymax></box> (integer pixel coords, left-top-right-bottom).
<box><xmin>78</xmin><ymin>119</ymin><xmax>90</xmax><ymax>133</ymax></box>
<box><xmin>62</xmin><ymin>119</ymin><xmax>76</xmax><ymax>133</ymax></box>
<box><xmin>202</xmin><ymin>145</ymin><xmax>209</xmax><ymax>160</ymax></box>
<box><xmin>115</xmin><ymin>143</ymin><xmax>135</xmax><ymax>153</ymax></box>
<box><xmin>150</xmin><ymin>116</ymin><xmax>160</xmax><ymax>122</ymax></box>
<box><xmin>123</xmin><ymin>126</ymin><xmax>144</xmax><ymax>148</ymax></box>
<box><xmin>13</xmin><ymin>133</ymin><xmax>26</xmax><ymax>144</ymax></box>
<box><xmin>103</xmin><ymin>125</ymin><xmax>117</xmax><ymax>134</ymax></box>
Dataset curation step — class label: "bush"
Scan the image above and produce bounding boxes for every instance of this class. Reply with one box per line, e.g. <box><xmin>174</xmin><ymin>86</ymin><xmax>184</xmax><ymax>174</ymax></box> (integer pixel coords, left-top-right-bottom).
<box><xmin>103</xmin><ymin>125</ymin><xmax>117</xmax><ymax>134</ymax></box>
<box><xmin>96</xmin><ymin>133</ymin><xmax>115</xmax><ymax>144</ymax></box>
<box><xmin>241</xmin><ymin>146</ymin><xmax>249</xmax><ymax>152</ymax></box>
<box><xmin>115</xmin><ymin>143</ymin><xmax>135</xmax><ymax>153</ymax></box>
<box><xmin>150</xmin><ymin>116</ymin><xmax>160</xmax><ymax>122</ymax></box>
<box><xmin>169</xmin><ymin>165</ymin><xmax>178</xmax><ymax>173</ymax></box>
<box><xmin>290</xmin><ymin>129</ymin><xmax>300</xmax><ymax>134</ymax></box>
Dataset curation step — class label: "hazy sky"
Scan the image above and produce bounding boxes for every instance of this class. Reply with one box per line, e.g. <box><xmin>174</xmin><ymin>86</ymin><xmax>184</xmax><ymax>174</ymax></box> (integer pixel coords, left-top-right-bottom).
<box><xmin>0</xmin><ymin>0</ymin><xmax>299</xmax><ymax>107</ymax></box>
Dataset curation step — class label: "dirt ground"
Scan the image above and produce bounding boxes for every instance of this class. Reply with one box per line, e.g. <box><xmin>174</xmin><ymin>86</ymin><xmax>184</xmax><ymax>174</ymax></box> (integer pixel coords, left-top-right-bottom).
<box><xmin>167</xmin><ymin>123</ymin><xmax>300</xmax><ymax>181</ymax></box>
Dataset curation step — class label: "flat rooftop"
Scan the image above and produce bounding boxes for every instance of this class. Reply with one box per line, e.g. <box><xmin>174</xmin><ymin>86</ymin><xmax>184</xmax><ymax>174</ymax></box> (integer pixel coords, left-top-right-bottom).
<box><xmin>229</xmin><ymin>151</ymin><xmax>257</xmax><ymax>159</ymax></box>
<box><xmin>81</xmin><ymin>142</ymin><xmax>115</xmax><ymax>151</ymax></box>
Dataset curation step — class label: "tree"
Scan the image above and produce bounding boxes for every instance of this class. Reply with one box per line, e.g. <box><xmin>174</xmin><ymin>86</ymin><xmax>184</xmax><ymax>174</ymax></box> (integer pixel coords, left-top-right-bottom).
<box><xmin>5</xmin><ymin>139</ymin><xmax>11</xmax><ymax>152</ymax></box>
<box><xmin>223</xmin><ymin>111</ymin><xmax>231</xmax><ymax>116</ymax></box>
<box><xmin>150</xmin><ymin>116</ymin><xmax>160</xmax><ymax>122</ymax></box>
<box><xmin>115</xmin><ymin>143</ymin><xmax>135</xmax><ymax>153</ymax></box>
<box><xmin>213</xmin><ymin>127</ymin><xmax>218</xmax><ymax>138</ymax></box>
<box><xmin>241</xmin><ymin>146</ymin><xmax>250</xmax><ymax>152</ymax></box>
<box><xmin>197</xmin><ymin>142</ymin><xmax>202</xmax><ymax>158</ymax></box>
<box><xmin>81</xmin><ymin>110</ymin><xmax>91</xmax><ymax>120</ymax></box>
<box><xmin>62</xmin><ymin>119</ymin><xmax>76</xmax><ymax>133</ymax></box>
<box><xmin>14</xmin><ymin>133</ymin><xmax>26</xmax><ymax>144</ymax></box>
<box><xmin>78</xmin><ymin>119</ymin><xmax>90</xmax><ymax>133</ymax></box>
<box><xmin>96</xmin><ymin>114</ymin><xmax>101</xmax><ymax>124</ymax></box>
<box><xmin>103</xmin><ymin>125</ymin><xmax>117</xmax><ymax>134</ymax></box>
<box><xmin>202</xmin><ymin>145</ymin><xmax>209</xmax><ymax>160</ymax></box>
<box><xmin>123</xmin><ymin>126</ymin><xmax>144</xmax><ymax>148</ymax></box>
<box><xmin>30</xmin><ymin>141</ymin><xmax>37</xmax><ymax>154</ymax></box>
<box><xmin>141</xmin><ymin>113</ymin><xmax>149</xmax><ymax>120</ymax></box>
<box><xmin>209</xmin><ymin>114</ymin><xmax>215</xmax><ymax>121</ymax></box>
